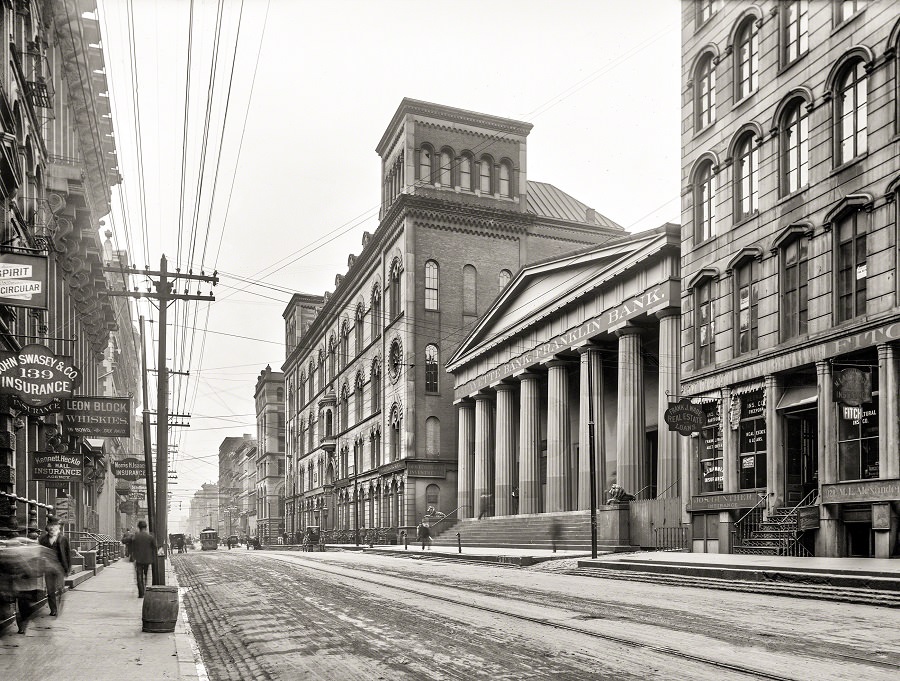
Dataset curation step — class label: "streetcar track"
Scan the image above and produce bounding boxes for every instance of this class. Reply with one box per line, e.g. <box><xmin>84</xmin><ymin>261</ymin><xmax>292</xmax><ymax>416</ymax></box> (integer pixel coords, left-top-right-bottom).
<box><xmin>260</xmin><ymin>552</ymin><xmax>808</xmax><ymax>681</ymax></box>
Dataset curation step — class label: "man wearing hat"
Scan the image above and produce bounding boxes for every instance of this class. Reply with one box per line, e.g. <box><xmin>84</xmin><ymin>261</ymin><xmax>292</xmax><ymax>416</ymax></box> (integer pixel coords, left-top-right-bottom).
<box><xmin>130</xmin><ymin>520</ymin><xmax>158</xmax><ymax>598</ymax></box>
<box><xmin>38</xmin><ymin>515</ymin><xmax>71</xmax><ymax>616</ymax></box>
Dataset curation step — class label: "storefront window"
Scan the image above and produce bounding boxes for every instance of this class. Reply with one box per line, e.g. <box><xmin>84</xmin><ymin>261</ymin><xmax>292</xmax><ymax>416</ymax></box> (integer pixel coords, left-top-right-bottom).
<box><xmin>838</xmin><ymin>401</ymin><xmax>879</xmax><ymax>480</ymax></box>
<box><xmin>738</xmin><ymin>391</ymin><xmax>766</xmax><ymax>489</ymax></box>
<box><xmin>699</xmin><ymin>402</ymin><xmax>723</xmax><ymax>493</ymax></box>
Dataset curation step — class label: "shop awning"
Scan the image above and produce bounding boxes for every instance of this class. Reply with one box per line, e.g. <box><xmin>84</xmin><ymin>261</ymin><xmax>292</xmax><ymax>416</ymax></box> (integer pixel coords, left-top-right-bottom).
<box><xmin>777</xmin><ymin>384</ymin><xmax>817</xmax><ymax>410</ymax></box>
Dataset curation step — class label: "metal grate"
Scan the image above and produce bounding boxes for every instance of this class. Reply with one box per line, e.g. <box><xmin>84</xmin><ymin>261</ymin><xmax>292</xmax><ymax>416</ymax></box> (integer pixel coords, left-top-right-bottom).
<box><xmin>26</xmin><ymin>79</ymin><xmax>52</xmax><ymax>109</ymax></box>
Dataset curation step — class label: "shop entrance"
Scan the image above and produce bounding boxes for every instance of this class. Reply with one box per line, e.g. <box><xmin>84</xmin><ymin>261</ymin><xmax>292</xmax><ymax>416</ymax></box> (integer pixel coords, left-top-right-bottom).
<box><xmin>784</xmin><ymin>409</ymin><xmax>818</xmax><ymax>505</ymax></box>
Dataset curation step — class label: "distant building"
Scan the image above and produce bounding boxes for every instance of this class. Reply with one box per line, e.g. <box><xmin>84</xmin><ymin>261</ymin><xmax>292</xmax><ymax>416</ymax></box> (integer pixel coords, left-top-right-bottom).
<box><xmin>217</xmin><ymin>434</ymin><xmax>255</xmax><ymax>538</ymax></box>
<box><xmin>681</xmin><ymin>1</ymin><xmax>900</xmax><ymax>557</ymax></box>
<box><xmin>254</xmin><ymin>365</ymin><xmax>285</xmax><ymax>543</ymax></box>
<box><xmin>282</xmin><ymin>98</ymin><xmax>626</xmax><ymax>540</ymax></box>
<box><xmin>187</xmin><ymin>483</ymin><xmax>221</xmax><ymax>537</ymax></box>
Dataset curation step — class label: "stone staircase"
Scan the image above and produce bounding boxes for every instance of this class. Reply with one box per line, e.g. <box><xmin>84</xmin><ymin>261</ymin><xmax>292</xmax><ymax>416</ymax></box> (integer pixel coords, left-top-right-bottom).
<box><xmin>733</xmin><ymin>506</ymin><xmax>809</xmax><ymax>556</ymax></box>
<box><xmin>429</xmin><ymin>511</ymin><xmax>601</xmax><ymax>551</ymax></box>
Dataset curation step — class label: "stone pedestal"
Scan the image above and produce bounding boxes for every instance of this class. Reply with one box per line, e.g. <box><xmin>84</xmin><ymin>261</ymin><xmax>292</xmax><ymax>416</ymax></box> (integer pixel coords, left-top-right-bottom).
<box><xmin>596</xmin><ymin>503</ymin><xmax>639</xmax><ymax>551</ymax></box>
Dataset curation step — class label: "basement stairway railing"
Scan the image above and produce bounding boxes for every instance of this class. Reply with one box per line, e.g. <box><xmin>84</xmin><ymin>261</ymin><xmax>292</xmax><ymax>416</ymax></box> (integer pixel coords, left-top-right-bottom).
<box><xmin>772</xmin><ymin>488</ymin><xmax>819</xmax><ymax>557</ymax></box>
<box><xmin>731</xmin><ymin>493</ymin><xmax>767</xmax><ymax>549</ymax></box>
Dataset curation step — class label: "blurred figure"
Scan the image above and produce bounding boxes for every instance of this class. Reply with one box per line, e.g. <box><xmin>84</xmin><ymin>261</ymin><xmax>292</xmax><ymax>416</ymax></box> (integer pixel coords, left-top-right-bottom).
<box><xmin>477</xmin><ymin>492</ymin><xmax>494</xmax><ymax>520</ymax></box>
<box><xmin>0</xmin><ymin>537</ymin><xmax>61</xmax><ymax>634</ymax></box>
<box><xmin>416</xmin><ymin>521</ymin><xmax>431</xmax><ymax>550</ymax></box>
<box><xmin>130</xmin><ymin>520</ymin><xmax>157</xmax><ymax>598</ymax></box>
<box><xmin>550</xmin><ymin>518</ymin><xmax>562</xmax><ymax>553</ymax></box>
<box><xmin>38</xmin><ymin>516</ymin><xmax>71</xmax><ymax>616</ymax></box>
<box><xmin>121</xmin><ymin>527</ymin><xmax>134</xmax><ymax>561</ymax></box>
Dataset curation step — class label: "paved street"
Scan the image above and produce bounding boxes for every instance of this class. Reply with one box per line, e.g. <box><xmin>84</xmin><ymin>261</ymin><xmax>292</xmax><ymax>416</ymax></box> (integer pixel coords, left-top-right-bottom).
<box><xmin>174</xmin><ymin>550</ymin><xmax>900</xmax><ymax>681</ymax></box>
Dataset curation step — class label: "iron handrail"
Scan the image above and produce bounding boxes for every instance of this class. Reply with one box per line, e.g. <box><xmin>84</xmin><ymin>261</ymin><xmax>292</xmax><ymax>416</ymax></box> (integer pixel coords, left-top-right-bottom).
<box><xmin>774</xmin><ymin>488</ymin><xmax>820</xmax><ymax>525</ymax></box>
<box><xmin>734</xmin><ymin>493</ymin><xmax>767</xmax><ymax>526</ymax></box>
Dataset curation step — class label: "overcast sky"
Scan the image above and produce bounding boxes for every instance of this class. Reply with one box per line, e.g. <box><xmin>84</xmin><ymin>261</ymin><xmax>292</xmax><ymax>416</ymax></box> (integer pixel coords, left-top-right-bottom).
<box><xmin>95</xmin><ymin>0</ymin><xmax>682</xmax><ymax>527</ymax></box>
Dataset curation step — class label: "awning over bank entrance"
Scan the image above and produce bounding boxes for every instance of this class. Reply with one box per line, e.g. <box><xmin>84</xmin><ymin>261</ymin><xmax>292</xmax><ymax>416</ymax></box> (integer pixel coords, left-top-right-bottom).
<box><xmin>777</xmin><ymin>384</ymin><xmax>817</xmax><ymax>411</ymax></box>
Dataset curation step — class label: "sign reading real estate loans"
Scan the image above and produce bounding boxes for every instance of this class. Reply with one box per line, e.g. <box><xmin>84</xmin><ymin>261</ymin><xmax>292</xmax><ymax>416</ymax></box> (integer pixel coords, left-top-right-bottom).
<box><xmin>0</xmin><ymin>344</ymin><xmax>81</xmax><ymax>411</ymax></box>
<box><xmin>62</xmin><ymin>396</ymin><xmax>132</xmax><ymax>437</ymax></box>
<box><xmin>0</xmin><ymin>252</ymin><xmax>48</xmax><ymax>309</ymax></box>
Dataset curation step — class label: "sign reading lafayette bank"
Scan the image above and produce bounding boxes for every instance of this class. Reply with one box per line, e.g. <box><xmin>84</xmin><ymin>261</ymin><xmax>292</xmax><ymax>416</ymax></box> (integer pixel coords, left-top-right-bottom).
<box><xmin>0</xmin><ymin>252</ymin><xmax>48</xmax><ymax>309</ymax></box>
<box><xmin>458</xmin><ymin>281</ymin><xmax>677</xmax><ymax>395</ymax></box>
<box><xmin>0</xmin><ymin>344</ymin><xmax>81</xmax><ymax>408</ymax></box>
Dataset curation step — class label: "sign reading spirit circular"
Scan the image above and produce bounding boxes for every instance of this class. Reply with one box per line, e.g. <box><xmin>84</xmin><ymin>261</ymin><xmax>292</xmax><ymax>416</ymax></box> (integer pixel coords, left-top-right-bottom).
<box><xmin>388</xmin><ymin>337</ymin><xmax>403</xmax><ymax>383</ymax></box>
<box><xmin>0</xmin><ymin>344</ymin><xmax>82</xmax><ymax>410</ymax></box>
<box><xmin>664</xmin><ymin>398</ymin><xmax>707</xmax><ymax>435</ymax></box>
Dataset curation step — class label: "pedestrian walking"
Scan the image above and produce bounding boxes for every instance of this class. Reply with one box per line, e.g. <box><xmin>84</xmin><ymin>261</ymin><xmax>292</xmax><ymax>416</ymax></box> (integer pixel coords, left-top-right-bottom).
<box><xmin>416</xmin><ymin>521</ymin><xmax>431</xmax><ymax>550</ymax></box>
<box><xmin>38</xmin><ymin>516</ymin><xmax>70</xmax><ymax>617</ymax></box>
<box><xmin>477</xmin><ymin>492</ymin><xmax>494</xmax><ymax>520</ymax></box>
<box><xmin>130</xmin><ymin>520</ymin><xmax>157</xmax><ymax>598</ymax></box>
<box><xmin>121</xmin><ymin>527</ymin><xmax>134</xmax><ymax>561</ymax></box>
<box><xmin>0</xmin><ymin>537</ymin><xmax>60</xmax><ymax>634</ymax></box>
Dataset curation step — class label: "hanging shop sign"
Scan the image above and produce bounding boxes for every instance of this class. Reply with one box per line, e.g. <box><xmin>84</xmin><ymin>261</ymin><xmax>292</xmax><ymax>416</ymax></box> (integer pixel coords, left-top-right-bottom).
<box><xmin>0</xmin><ymin>344</ymin><xmax>81</xmax><ymax>413</ymax></box>
<box><xmin>112</xmin><ymin>457</ymin><xmax>145</xmax><ymax>481</ymax></box>
<box><xmin>31</xmin><ymin>452</ymin><xmax>83</xmax><ymax>481</ymax></box>
<box><xmin>0</xmin><ymin>252</ymin><xmax>48</xmax><ymax>310</ymax></box>
<box><xmin>833</xmin><ymin>368</ymin><xmax>872</xmax><ymax>406</ymax></box>
<box><xmin>664</xmin><ymin>398</ymin><xmax>707</xmax><ymax>435</ymax></box>
<box><xmin>62</xmin><ymin>396</ymin><xmax>132</xmax><ymax>437</ymax></box>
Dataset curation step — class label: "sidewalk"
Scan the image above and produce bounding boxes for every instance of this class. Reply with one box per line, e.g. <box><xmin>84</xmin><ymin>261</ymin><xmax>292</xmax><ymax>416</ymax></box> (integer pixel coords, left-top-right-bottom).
<box><xmin>0</xmin><ymin>558</ymin><xmax>201</xmax><ymax>681</ymax></box>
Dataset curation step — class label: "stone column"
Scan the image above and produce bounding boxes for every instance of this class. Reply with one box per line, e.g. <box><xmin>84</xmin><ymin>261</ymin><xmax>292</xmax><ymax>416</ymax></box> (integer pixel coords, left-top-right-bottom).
<box><xmin>456</xmin><ymin>402</ymin><xmax>475</xmax><ymax>519</ymax></box>
<box><xmin>546</xmin><ymin>360</ymin><xmax>571</xmax><ymax>512</ymax></box>
<box><xmin>494</xmin><ymin>384</ymin><xmax>517</xmax><ymax>516</ymax></box>
<box><xmin>577</xmin><ymin>345</ymin><xmax>604</xmax><ymax>510</ymax></box>
<box><xmin>816</xmin><ymin>360</ymin><xmax>842</xmax><ymax>557</ymax></box>
<box><xmin>763</xmin><ymin>377</ymin><xmax>782</xmax><ymax>512</ymax></box>
<box><xmin>656</xmin><ymin>308</ymin><xmax>681</xmax><ymax>498</ymax></box>
<box><xmin>473</xmin><ymin>394</ymin><xmax>495</xmax><ymax>519</ymax></box>
<box><xmin>615</xmin><ymin>326</ymin><xmax>645</xmax><ymax>496</ymax></box>
<box><xmin>878</xmin><ymin>343</ymin><xmax>899</xmax><ymax>479</ymax></box>
<box><xmin>517</xmin><ymin>372</ymin><xmax>542</xmax><ymax>514</ymax></box>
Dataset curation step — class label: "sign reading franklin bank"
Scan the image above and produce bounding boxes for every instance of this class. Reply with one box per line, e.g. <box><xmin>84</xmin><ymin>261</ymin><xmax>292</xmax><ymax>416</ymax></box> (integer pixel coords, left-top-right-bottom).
<box><xmin>458</xmin><ymin>281</ymin><xmax>676</xmax><ymax>395</ymax></box>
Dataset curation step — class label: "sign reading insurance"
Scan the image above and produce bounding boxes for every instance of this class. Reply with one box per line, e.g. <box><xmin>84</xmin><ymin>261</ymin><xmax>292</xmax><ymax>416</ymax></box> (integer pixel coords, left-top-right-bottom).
<box><xmin>0</xmin><ymin>344</ymin><xmax>81</xmax><ymax>410</ymax></box>
<box><xmin>112</xmin><ymin>457</ymin><xmax>145</xmax><ymax>481</ymax></box>
<box><xmin>62</xmin><ymin>396</ymin><xmax>131</xmax><ymax>437</ymax></box>
<box><xmin>0</xmin><ymin>252</ymin><xmax>48</xmax><ymax>309</ymax></box>
<box><xmin>32</xmin><ymin>452</ymin><xmax>83</xmax><ymax>481</ymax></box>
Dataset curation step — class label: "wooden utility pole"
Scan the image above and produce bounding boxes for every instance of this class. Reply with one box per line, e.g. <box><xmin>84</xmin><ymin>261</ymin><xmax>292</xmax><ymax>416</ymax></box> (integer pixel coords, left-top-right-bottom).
<box><xmin>107</xmin><ymin>255</ymin><xmax>217</xmax><ymax>584</ymax></box>
<box><xmin>138</xmin><ymin>315</ymin><xmax>158</xmax><ymax>582</ymax></box>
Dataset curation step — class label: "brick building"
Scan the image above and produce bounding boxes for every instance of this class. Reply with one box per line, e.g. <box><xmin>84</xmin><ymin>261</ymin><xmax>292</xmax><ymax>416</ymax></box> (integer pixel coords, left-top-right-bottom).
<box><xmin>283</xmin><ymin>99</ymin><xmax>626</xmax><ymax>541</ymax></box>
<box><xmin>681</xmin><ymin>0</ymin><xmax>900</xmax><ymax>557</ymax></box>
<box><xmin>254</xmin><ymin>364</ymin><xmax>285</xmax><ymax>543</ymax></box>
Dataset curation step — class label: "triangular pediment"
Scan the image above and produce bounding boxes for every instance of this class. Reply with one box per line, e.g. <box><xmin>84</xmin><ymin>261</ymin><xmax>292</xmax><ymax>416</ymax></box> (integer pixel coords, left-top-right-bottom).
<box><xmin>448</xmin><ymin>226</ymin><xmax>678</xmax><ymax>369</ymax></box>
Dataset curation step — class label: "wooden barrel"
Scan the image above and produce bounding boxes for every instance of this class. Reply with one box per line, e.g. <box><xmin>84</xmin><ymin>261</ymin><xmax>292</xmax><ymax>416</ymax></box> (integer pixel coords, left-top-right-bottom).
<box><xmin>141</xmin><ymin>585</ymin><xmax>179</xmax><ymax>633</ymax></box>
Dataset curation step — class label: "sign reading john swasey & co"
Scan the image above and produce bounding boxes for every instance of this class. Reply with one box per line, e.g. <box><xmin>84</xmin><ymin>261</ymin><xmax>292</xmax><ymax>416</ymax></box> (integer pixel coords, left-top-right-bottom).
<box><xmin>62</xmin><ymin>396</ymin><xmax>132</xmax><ymax>437</ymax></box>
<box><xmin>0</xmin><ymin>252</ymin><xmax>48</xmax><ymax>310</ymax></box>
<box><xmin>458</xmin><ymin>281</ymin><xmax>677</xmax><ymax>395</ymax></box>
<box><xmin>31</xmin><ymin>452</ymin><xmax>83</xmax><ymax>481</ymax></box>
<box><xmin>821</xmin><ymin>479</ymin><xmax>900</xmax><ymax>504</ymax></box>
<box><xmin>0</xmin><ymin>344</ymin><xmax>81</xmax><ymax>412</ymax></box>
<box><xmin>689</xmin><ymin>491</ymin><xmax>764</xmax><ymax>512</ymax></box>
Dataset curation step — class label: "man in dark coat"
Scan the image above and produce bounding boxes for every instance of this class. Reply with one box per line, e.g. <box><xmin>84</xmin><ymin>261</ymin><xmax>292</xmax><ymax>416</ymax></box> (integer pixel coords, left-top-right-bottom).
<box><xmin>38</xmin><ymin>515</ymin><xmax>71</xmax><ymax>616</ymax></box>
<box><xmin>130</xmin><ymin>520</ymin><xmax>157</xmax><ymax>598</ymax></box>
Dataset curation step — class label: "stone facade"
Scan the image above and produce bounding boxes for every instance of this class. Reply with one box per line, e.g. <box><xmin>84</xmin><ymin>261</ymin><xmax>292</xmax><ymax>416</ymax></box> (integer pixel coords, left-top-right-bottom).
<box><xmin>254</xmin><ymin>364</ymin><xmax>284</xmax><ymax>544</ymax></box>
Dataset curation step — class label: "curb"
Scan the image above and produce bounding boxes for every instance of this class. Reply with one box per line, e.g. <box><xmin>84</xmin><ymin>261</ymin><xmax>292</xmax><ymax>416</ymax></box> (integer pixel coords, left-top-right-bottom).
<box><xmin>171</xmin><ymin>564</ymin><xmax>207</xmax><ymax>681</ymax></box>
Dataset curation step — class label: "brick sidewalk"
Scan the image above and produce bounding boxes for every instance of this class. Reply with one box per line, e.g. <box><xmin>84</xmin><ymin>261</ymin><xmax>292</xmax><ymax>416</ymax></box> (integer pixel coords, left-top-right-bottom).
<box><xmin>0</xmin><ymin>558</ymin><xmax>199</xmax><ymax>681</ymax></box>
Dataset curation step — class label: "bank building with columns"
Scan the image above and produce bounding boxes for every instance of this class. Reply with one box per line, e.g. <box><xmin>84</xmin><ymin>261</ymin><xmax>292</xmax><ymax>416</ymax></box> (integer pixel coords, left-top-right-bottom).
<box><xmin>447</xmin><ymin>224</ymin><xmax>683</xmax><ymax>548</ymax></box>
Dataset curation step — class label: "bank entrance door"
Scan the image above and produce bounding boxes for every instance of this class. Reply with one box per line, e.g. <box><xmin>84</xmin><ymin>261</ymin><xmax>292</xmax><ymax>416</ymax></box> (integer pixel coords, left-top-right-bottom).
<box><xmin>784</xmin><ymin>410</ymin><xmax>818</xmax><ymax>505</ymax></box>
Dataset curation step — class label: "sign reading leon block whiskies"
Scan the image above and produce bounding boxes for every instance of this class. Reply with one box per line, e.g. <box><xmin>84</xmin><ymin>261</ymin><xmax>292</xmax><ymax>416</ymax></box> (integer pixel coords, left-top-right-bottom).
<box><xmin>0</xmin><ymin>344</ymin><xmax>81</xmax><ymax>412</ymax></box>
<box><xmin>62</xmin><ymin>397</ymin><xmax>131</xmax><ymax>437</ymax></box>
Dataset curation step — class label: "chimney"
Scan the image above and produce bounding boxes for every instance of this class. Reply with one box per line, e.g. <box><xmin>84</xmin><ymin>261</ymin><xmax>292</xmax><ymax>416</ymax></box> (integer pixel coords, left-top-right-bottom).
<box><xmin>585</xmin><ymin>207</ymin><xmax>596</xmax><ymax>224</ymax></box>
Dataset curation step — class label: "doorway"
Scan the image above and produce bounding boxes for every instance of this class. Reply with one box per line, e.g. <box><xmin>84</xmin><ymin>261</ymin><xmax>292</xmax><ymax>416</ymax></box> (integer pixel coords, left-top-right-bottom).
<box><xmin>784</xmin><ymin>410</ymin><xmax>818</xmax><ymax>505</ymax></box>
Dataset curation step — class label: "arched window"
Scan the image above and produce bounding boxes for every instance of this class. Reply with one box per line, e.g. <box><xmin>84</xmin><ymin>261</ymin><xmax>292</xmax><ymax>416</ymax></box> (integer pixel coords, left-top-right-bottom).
<box><xmin>778</xmin><ymin>230</ymin><xmax>809</xmax><ymax>340</ymax></box>
<box><xmin>328</xmin><ymin>336</ymin><xmax>337</xmax><ymax>381</ymax></box>
<box><xmin>479</xmin><ymin>156</ymin><xmax>492</xmax><ymax>194</ymax></box>
<box><xmin>389</xmin><ymin>259</ymin><xmax>402</xmax><ymax>319</ymax></box>
<box><xmin>318</xmin><ymin>350</ymin><xmax>325</xmax><ymax>392</ymax></box>
<box><xmin>694</xmin><ymin>276</ymin><xmax>717</xmax><ymax>369</ymax></box>
<box><xmin>424</xmin><ymin>260</ymin><xmax>439</xmax><ymax>311</ymax></box>
<box><xmin>463</xmin><ymin>264</ymin><xmax>477</xmax><ymax>316</ymax></box>
<box><xmin>695</xmin><ymin>53</ymin><xmax>716</xmax><ymax>130</ymax></box>
<box><xmin>836</xmin><ymin>0</ymin><xmax>864</xmax><ymax>24</ymax></box>
<box><xmin>355</xmin><ymin>372</ymin><xmax>364</xmax><ymax>422</ymax></box>
<box><xmin>424</xmin><ymin>344</ymin><xmax>439</xmax><ymax>393</ymax></box>
<box><xmin>733</xmin><ymin>258</ymin><xmax>759</xmax><ymax>355</ymax></box>
<box><xmin>389</xmin><ymin>406</ymin><xmax>402</xmax><ymax>462</ymax></box>
<box><xmin>340</xmin><ymin>384</ymin><xmax>350</xmax><ymax>430</ymax></box>
<box><xmin>439</xmin><ymin>149</ymin><xmax>452</xmax><ymax>187</ymax></box>
<box><xmin>324</xmin><ymin>410</ymin><xmax>333</xmax><ymax>438</ymax></box>
<box><xmin>459</xmin><ymin>153</ymin><xmax>473</xmax><ymax>191</ymax></box>
<box><xmin>780</xmin><ymin>98</ymin><xmax>809</xmax><ymax>195</ymax></box>
<box><xmin>835</xmin><ymin>59</ymin><xmax>867</xmax><ymax>165</ymax></box>
<box><xmin>734</xmin><ymin>133</ymin><xmax>759</xmax><ymax>221</ymax></box>
<box><xmin>355</xmin><ymin>303</ymin><xmax>365</xmax><ymax>354</ymax></box>
<box><xmin>499</xmin><ymin>161</ymin><xmax>512</xmax><ymax>198</ymax></box>
<box><xmin>782</xmin><ymin>1</ymin><xmax>808</xmax><ymax>65</ymax></box>
<box><xmin>425</xmin><ymin>483</ymin><xmax>440</xmax><ymax>506</ymax></box>
<box><xmin>419</xmin><ymin>144</ymin><xmax>433</xmax><ymax>183</ymax></box>
<box><xmin>498</xmin><ymin>269</ymin><xmax>512</xmax><ymax>291</ymax></box>
<box><xmin>277</xmin><ymin>413</ymin><xmax>285</xmax><ymax>451</ymax></box>
<box><xmin>371</xmin><ymin>287</ymin><xmax>381</xmax><ymax>339</ymax></box>
<box><xmin>371</xmin><ymin>361</ymin><xmax>381</xmax><ymax>412</ymax></box>
<box><xmin>735</xmin><ymin>17</ymin><xmax>759</xmax><ymax>100</ymax></box>
<box><xmin>276</xmin><ymin>387</ymin><xmax>284</xmax><ymax>402</ymax></box>
<box><xmin>425</xmin><ymin>417</ymin><xmax>440</xmax><ymax>456</ymax></box>
<box><xmin>693</xmin><ymin>160</ymin><xmax>717</xmax><ymax>242</ymax></box>
<box><xmin>340</xmin><ymin>322</ymin><xmax>349</xmax><ymax>369</ymax></box>
<box><xmin>834</xmin><ymin>204</ymin><xmax>868</xmax><ymax>322</ymax></box>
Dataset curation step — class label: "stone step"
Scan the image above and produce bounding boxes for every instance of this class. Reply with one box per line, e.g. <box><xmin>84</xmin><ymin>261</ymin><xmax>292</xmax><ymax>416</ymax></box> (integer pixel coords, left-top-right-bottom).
<box><xmin>64</xmin><ymin>570</ymin><xmax>93</xmax><ymax>589</ymax></box>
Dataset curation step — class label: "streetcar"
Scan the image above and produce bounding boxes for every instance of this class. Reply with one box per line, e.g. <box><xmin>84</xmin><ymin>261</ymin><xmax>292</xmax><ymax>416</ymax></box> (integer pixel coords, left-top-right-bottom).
<box><xmin>200</xmin><ymin>528</ymin><xmax>218</xmax><ymax>551</ymax></box>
